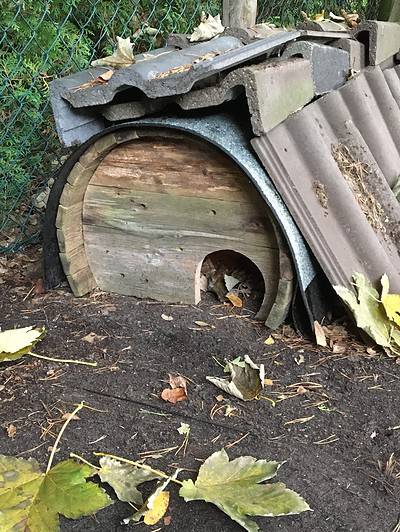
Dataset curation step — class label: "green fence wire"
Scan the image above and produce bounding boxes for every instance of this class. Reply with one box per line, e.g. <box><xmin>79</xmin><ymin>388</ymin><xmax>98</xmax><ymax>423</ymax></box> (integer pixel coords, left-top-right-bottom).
<box><xmin>0</xmin><ymin>0</ymin><xmax>379</xmax><ymax>253</ymax></box>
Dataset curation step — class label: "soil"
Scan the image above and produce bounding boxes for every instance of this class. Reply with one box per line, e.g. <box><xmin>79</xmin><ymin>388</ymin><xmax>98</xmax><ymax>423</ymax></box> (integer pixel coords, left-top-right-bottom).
<box><xmin>1</xmin><ymin>246</ymin><xmax>400</xmax><ymax>532</ymax></box>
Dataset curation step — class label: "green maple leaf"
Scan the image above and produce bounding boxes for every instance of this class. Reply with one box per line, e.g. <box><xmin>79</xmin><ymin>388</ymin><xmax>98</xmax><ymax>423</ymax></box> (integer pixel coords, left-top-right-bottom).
<box><xmin>179</xmin><ymin>449</ymin><xmax>310</xmax><ymax>532</ymax></box>
<box><xmin>98</xmin><ymin>456</ymin><xmax>160</xmax><ymax>505</ymax></box>
<box><xmin>0</xmin><ymin>456</ymin><xmax>112</xmax><ymax>531</ymax></box>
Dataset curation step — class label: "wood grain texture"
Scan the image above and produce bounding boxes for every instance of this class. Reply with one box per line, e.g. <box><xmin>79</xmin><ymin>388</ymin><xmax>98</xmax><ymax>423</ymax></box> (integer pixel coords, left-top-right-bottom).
<box><xmin>223</xmin><ymin>0</ymin><xmax>258</xmax><ymax>28</ymax></box>
<box><xmin>83</xmin><ymin>136</ymin><xmax>280</xmax><ymax>310</ymax></box>
<box><xmin>57</xmin><ymin>131</ymin><xmax>138</xmax><ymax>296</ymax></box>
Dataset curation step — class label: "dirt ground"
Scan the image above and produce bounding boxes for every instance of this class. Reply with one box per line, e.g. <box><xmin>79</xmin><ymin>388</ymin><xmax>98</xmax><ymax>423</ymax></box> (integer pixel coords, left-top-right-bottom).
<box><xmin>1</xmin><ymin>247</ymin><xmax>400</xmax><ymax>532</ymax></box>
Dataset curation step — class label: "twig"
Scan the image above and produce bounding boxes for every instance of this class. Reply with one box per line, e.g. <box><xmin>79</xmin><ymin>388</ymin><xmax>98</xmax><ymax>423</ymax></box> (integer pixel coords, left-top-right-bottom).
<box><xmin>46</xmin><ymin>402</ymin><xmax>84</xmax><ymax>472</ymax></box>
<box><xmin>70</xmin><ymin>452</ymin><xmax>100</xmax><ymax>470</ymax></box>
<box><xmin>94</xmin><ymin>452</ymin><xmax>183</xmax><ymax>485</ymax></box>
<box><xmin>30</xmin><ymin>352</ymin><xmax>97</xmax><ymax>366</ymax></box>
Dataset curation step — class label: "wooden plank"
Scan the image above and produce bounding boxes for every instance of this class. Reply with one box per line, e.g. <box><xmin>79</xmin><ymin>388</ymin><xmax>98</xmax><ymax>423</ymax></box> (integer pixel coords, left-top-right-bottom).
<box><xmin>56</xmin><ymin>203</ymin><xmax>82</xmax><ymax>230</ymax></box>
<box><xmin>57</xmin><ymin>228</ymin><xmax>82</xmax><ymax>254</ymax></box>
<box><xmin>84</xmin><ymin>224</ymin><xmax>279</xmax><ymax>304</ymax></box>
<box><xmin>59</xmin><ymin>182</ymin><xmax>86</xmax><ymax>206</ymax></box>
<box><xmin>223</xmin><ymin>0</ymin><xmax>258</xmax><ymax>28</ymax></box>
<box><xmin>89</xmin><ymin>138</ymin><xmax>256</xmax><ymax>202</ymax></box>
<box><xmin>67</xmin><ymin>266</ymin><xmax>97</xmax><ymax>297</ymax></box>
<box><xmin>83</xmin><ymin>186</ymin><xmax>277</xmax><ymax>248</ymax></box>
<box><xmin>59</xmin><ymin>245</ymin><xmax>88</xmax><ymax>276</ymax></box>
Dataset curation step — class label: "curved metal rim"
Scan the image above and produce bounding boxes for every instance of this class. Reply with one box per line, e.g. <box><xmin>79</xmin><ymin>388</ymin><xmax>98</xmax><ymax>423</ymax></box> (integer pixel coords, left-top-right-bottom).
<box><xmin>43</xmin><ymin>114</ymin><xmax>319</xmax><ymax>322</ymax></box>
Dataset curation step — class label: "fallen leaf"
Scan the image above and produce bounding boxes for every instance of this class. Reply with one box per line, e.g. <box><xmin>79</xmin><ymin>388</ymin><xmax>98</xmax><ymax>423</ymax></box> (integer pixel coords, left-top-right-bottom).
<box><xmin>92</xmin><ymin>36</ymin><xmax>134</xmax><ymax>68</ymax></box>
<box><xmin>177</xmin><ymin>423</ymin><xmax>191</xmax><ymax>435</ymax></box>
<box><xmin>99</xmin><ymin>69</ymin><xmax>114</xmax><ymax>81</ymax></box>
<box><xmin>144</xmin><ymin>491</ymin><xmax>170</xmax><ymax>525</ymax></box>
<box><xmin>34</xmin><ymin>278</ymin><xmax>45</xmax><ymax>296</ymax></box>
<box><xmin>6</xmin><ymin>424</ymin><xmax>16</xmax><ymax>439</ymax></box>
<box><xmin>226</xmin><ymin>292</ymin><xmax>243</xmax><ymax>308</ymax></box>
<box><xmin>0</xmin><ymin>456</ymin><xmax>111</xmax><ymax>531</ymax></box>
<box><xmin>98</xmin><ymin>457</ymin><xmax>160</xmax><ymax>505</ymax></box>
<box><xmin>216</xmin><ymin>394</ymin><xmax>225</xmax><ymax>402</ymax></box>
<box><xmin>334</xmin><ymin>272</ymin><xmax>400</xmax><ymax>355</ymax></box>
<box><xmin>126</xmin><ymin>471</ymin><xmax>178</xmax><ymax>524</ymax></box>
<box><xmin>169</xmin><ymin>374</ymin><xmax>188</xmax><ymax>395</ymax></box>
<box><xmin>264</xmin><ymin>378</ymin><xmax>274</xmax><ymax>386</ymax></box>
<box><xmin>381</xmin><ymin>274</ymin><xmax>400</xmax><ymax>327</ymax></box>
<box><xmin>179</xmin><ymin>449</ymin><xmax>310</xmax><ymax>532</ymax></box>
<box><xmin>194</xmin><ymin>320</ymin><xmax>214</xmax><ymax>328</ymax></box>
<box><xmin>207</xmin><ymin>355</ymin><xmax>265</xmax><ymax>401</ymax></box>
<box><xmin>0</xmin><ymin>326</ymin><xmax>45</xmax><ymax>363</ymax></box>
<box><xmin>82</xmin><ymin>332</ymin><xmax>106</xmax><ymax>344</ymax></box>
<box><xmin>161</xmin><ymin>388</ymin><xmax>186</xmax><ymax>404</ymax></box>
<box><xmin>314</xmin><ymin>321</ymin><xmax>327</xmax><ymax>347</ymax></box>
<box><xmin>329</xmin><ymin>11</ymin><xmax>345</xmax><ymax>21</ymax></box>
<box><xmin>164</xmin><ymin>515</ymin><xmax>172</xmax><ymax>525</ymax></box>
<box><xmin>161</xmin><ymin>314</ymin><xmax>174</xmax><ymax>321</ymax></box>
<box><xmin>190</xmin><ymin>12</ymin><xmax>224</xmax><ymax>42</ymax></box>
<box><xmin>224</xmin><ymin>274</ymin><xmax>240</xmax><ymax>292</ymax></box>
<box><xmin>264</xmin><ymin>336</ymin><xmax>275</xmax><ymax>346</ymax></box>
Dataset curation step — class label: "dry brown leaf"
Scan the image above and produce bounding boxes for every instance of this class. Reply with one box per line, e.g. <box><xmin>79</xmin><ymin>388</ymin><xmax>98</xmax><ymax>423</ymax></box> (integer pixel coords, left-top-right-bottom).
<box><xmin>314</xmin><ymin>321</ymin><xmax>327</xmax><ymax>347</ymax></box>
<box><xmin>168</xmin><ymin>374</ymin><xmax>188</xmax><ymax>395</ymax></box>
<box><xmin>34</xmin><ymin>278</ymin><xmax>45</xmax><ymax>296</ymax></box>
<box><xmin>74</xmin><ymin>70</ymin><xmax>114</xmax><ymax>91</ymax></box>
<box><xmin>6</xmin><ymin>424</ymin><xmax>16</xmax><ymax>439</ymax></box>
<box><xmin>164</xmin><ymin>515</ymin><xmax>172</xmax><ymax>526</ymax></box>
<box><xmin>160</xmin><ymin>388</ymin><xmax>187</xmax><ymax>404</ymax></box>
<box><xmin>226</xmin><ymin>292</ymin><xmax>243</xmax><ymax>308</ymax></box>
<box><xmin>82</xmin><ymin>332</ymin><xmax>106</xmax><ymax>343</ymax></box>
<box><xmin>99</xmin><ymin>69</ymin><xmax>114</xmax><ymax>81</ymax></box>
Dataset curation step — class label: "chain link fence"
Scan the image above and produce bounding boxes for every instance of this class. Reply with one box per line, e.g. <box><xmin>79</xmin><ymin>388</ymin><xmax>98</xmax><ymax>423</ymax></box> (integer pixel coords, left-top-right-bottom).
<box><xmin>0</xmin><ymin>0</ymin><xmax>379</xmax><ymax>252</ymax></box>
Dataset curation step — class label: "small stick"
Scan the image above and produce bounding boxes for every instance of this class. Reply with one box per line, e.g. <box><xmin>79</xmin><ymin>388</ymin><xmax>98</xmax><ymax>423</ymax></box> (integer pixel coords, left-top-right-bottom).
<box><xmin>46</xmin><ymin>402</ymin><xmax>84</xmax><ymax>472</ymax></box>
<box><xmin>70</xmin><ymin>452</ymin><xmax>100</xmax><ymax>470</ymax></box>
<box><xmin>94</xmin><ymin>452</ymin><xmax>183</xmax><ymax>486</ymax></box>
<box><xmin>29</xmin><ymin>352</ymin><xmax>97</xmax><ymax>366</ymax></box>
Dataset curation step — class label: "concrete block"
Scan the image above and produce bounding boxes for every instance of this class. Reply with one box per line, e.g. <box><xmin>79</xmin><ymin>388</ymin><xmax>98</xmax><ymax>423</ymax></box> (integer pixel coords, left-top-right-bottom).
<box><xmin>282</xmin><ymin>41</ymin><xmax>350</xmax><ymax>95</ymax></box>
<box><xmin>178</xmin><ymin>58</ymin><xmax>314</xmax><ymax>136</ymax></box>
<box><xmin>354</xmin><ymin>21</ymin><xmax>400</xmax><ymax>66</ymax></box>
<box><xmin>298</xmin><ymin>19</ymin><xmax>348</xmax><ymax>32</ymax></box>
<box><xmin>332</xmin><ymin>38</ymin><xmax>366</xmax><ymax>71</ymax></box>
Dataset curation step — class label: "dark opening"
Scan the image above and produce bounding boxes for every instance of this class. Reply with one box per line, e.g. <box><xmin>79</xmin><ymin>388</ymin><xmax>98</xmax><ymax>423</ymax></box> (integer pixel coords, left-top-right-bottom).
<box><xmin>198</xmin><ymin>250</ymin><xmax>265</xmax><ymax>315</ymax></box>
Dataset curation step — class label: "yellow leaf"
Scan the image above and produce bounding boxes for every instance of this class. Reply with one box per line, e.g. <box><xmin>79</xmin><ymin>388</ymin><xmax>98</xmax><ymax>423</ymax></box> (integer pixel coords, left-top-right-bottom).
<box><xmin>0</xmin><ymin>326</ymin><xmax>45</xmax><ymax>362</ymax></box>
<box><xmin>226</xmin><ymin>292</ymin><xmax>243</xmax><ymax>308</ymax></box>
<box><xmin>264</xmin><ymin>336</ymin><xmax>275</xmax><ymax>345</ymax></box>
<box><xmin>143</xmin><ymin>491</ymin><xmax>170</xmax><ymax>525</ymax></box>
<box><xmin>264</xmin><ymin>378</ymin><xmax>274</xmax><ymax>386</ymax></box>
<box><xmin>381</xmin><ymin>274</ymin><xmax>400</xmax><ymax>327</ymax></box>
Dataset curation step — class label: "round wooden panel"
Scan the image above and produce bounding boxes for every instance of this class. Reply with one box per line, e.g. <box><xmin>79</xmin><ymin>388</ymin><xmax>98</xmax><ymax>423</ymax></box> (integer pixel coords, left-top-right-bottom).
<box><xmin>82</xmin><ymin>133</ymin><xmax>279</xmax><ymax>313</ymax></box>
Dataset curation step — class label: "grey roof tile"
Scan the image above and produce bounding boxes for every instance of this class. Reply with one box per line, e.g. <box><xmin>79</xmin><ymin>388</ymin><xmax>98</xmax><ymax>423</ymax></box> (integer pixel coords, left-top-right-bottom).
<box><xmin>252</xmin><ymin>66</ymin><xmax>400</xmax><ymax>293</ymax></box>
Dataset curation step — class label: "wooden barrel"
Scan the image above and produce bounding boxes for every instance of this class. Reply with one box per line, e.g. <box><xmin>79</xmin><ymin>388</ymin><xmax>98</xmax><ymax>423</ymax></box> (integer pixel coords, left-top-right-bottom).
<box><xmin>56</xmin><ymin>128</ymin><xmax>293</xmax><ymax>323</ymax></box>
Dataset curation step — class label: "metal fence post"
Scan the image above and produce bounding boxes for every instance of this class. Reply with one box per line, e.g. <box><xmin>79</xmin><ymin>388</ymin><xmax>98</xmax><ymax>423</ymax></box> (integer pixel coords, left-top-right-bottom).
<box><xmin>222</xmin><ymin>0</ymin><xmax>258</xmax><ymax>28</ymax></box>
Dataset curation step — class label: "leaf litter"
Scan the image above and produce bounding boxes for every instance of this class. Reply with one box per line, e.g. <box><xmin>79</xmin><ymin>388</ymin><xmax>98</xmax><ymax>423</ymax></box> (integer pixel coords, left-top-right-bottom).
<box><xmin>207</xmin><ymin>355</ymin><xmax>265</xmax><ymax>401</ymax></box>
<box><xmin>161</xmin><ymin>374</ymin><xmax>188</xmax><ymax>404</ymax></box>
